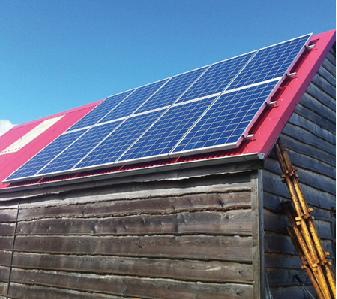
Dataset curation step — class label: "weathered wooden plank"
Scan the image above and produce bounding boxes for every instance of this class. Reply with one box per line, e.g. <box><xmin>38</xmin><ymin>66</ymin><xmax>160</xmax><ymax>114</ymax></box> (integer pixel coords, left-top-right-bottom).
<box><xmin>11</xmin><ymin>268</ymin><xmax>254</xmax><ymax>299</ymax></box>
<box><xmin>300</xmin><ymin>184</ymin><xmax>336</xmax><ymax>210</ymax></box>
<box><xmin>263</xmin><ymin>192</ymin><xmax>287</xmax><ymax>213</ymax></box>
<box><xmin>279</xmin><ymin>134</ymin><xmax>335</xmax><ymax>167</ymax></box>
<box><xmin>265</xmin><ymin>232</ymin><xmax>333</xmax><ymax>258</ymax></box>
<box><xmin>0</xmin><ymin>266</ymin><xmax>9</xmax><ymax>282</ymax></box>
<box><xmin>322</xmin><ymin>57</ymin><xmax>336</xmax><ymax>77</ymax></box>
<box><xmin>263</xmin><ymin>192</ymin><xmax>334</xmax><ymax>222</ymax></box>
<box><xmin>270</xmin><ymin>285</ymin><xmax>316</xmax><ymax>299</ymax></box>
<box><xmin>0</xmin><ymin>209</ymin><xmax>17</xmax><ymax>223</ymax></box>
<box><xmin>266</xmin><ymin>268</ymin><xmax>307</xmax><ymax>287</ymax></box>
<box><xmin>312</xmin><ymin>73</ymin><xmax>336</xmax><ymax>99</ymax></box>
<box><xmin>300</xmin><ymin>92</ymin><xmax>335</xmax><ymax>125</ymax></box>
<box><xmin>264</xmin><ymin>158</ymin><xmax>336</xmax><ymax>195</ymax></box>
<box><xmin>0</xmin><ymin>237</ymin><xmax>13</xmax><ymax>251</ymax></box>
<box><xmin>288</xmin><ymin>149</ymin><xmax>335</xmax><ymax>179</ymax></box>
<box><xmin>265</xmin><ymin>253</ymin><xmax>301</xmax><ymax>269</ymax></box>
<box><xmin>295</xmin><ymin>103</ymin><xmax>335</xmax><ymax>133</ymax></box>
<box><xmin>314</xmin><ymin>219</ymin><xmax>333</xmax><ymax>240</ymax></box>
<box><xmin>268</xmin><ymin>147</ymin><xmax>335</xmax><ymax>179</ymax></box>
<box><xmin>319</xmin><ymin>64</ymin><xmax>336</xmax><ymax>87</ymax></box>
<box><xmin>264</xmin><ymin>209</ymin><xmax>333</xmax><ymax>239</ymax></box>
<box><xmin>306</xmin><ymin>83</ymin><xmax>336</xmax><ymax>112</ymax></box>
<box><xmin>296</xmin><ymin>168</ymin><xmax>335</xmax><ymax>195</ymax></box>
<box><xmin>265</xmin><ymin>233</ymin><xmax>296</xmax><ymax>255</ymax></box>
<box><xmin>263</xmin><ymin>172</ymin><xmax>336</xmax><ymax>210</ymax></box>
<box><xmin>283</xmin><ymin>123</ymin><xmax>335</xmax><ymax>156</ymax></box>
<box><xmin>0</xmin><ymin>282</ymin><xmax>7</xmax><ymax>296</ymax></box>
<box><xmin>312</xmin><ymin>208</ymin><xmax>335</xmax><ymax>222</ymax></box>
<box><xmin>16</xmin><ymin>172</ymin><xmax>253</xmax><ymax>208</ymax></box>
<box><xmin>12</xmin><ymin>252</ymin><xmax>253</xmax><ymax>283</ymax></box>
<box><xmin>8</xmin><ymin>283</ymin><xmax>127</xmax><ymax>299</ymax></box>
<box><xmin>263</xmin><ymin>210</ymin><xmax>288</xmax><ymax>234</ymax></box>
<box><xmin>0</xmin><ymin>251</ymin><xmax>11</xmax><ymax>266</ymax></box>
<box><xmin>262</xmin><ymin>171</ymin><xmax>290</xmax><ymax>198</ymax></box>
<box><xmin>16</xmin><ymin>210</ymin><xmax>252</xmax><ymax>236</ymax></box>
<box><xmin>325</xmin><ymin>50</ymin><xmax>336</xmax><ymax>67</ymax></box>
<box><xmin>14</xmin><ymin>235</ymin><xmax>253</xmax><ymax>262</ymax></box>
<box><xmin>289</xmin><ymin>113</ymin><xmax>335</xmax><ymax>145</ymax></box>
<box><xmin>17</xmin><ymin>191</ymin><xmax>252</xmax><ymax>221</ymax></box>
<box><xmin>0</xmin><ymin>223</ymin><xmax>15</xmax><ymax>236</ymax></box>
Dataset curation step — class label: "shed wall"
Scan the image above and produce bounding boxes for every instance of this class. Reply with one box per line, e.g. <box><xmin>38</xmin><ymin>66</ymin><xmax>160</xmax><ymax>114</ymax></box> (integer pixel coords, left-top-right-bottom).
<box><xmin>0</xmin><ymin>164</ymin><xmax>261</xmax><ymax>299</ymax></box>
<box><xmin>262</xmin><ymin>47</ymin><xmax>336</xmax><ymax>298</ymax></box>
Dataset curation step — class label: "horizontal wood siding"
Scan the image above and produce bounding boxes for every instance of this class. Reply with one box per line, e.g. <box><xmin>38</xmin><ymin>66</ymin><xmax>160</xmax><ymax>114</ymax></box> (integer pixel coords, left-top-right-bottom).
<box><xmin>0</xmin><ymin>167</ymin><xmax>260</xmax><ymax>299</ymax></box>
<box><xmin>262</xmin><ymin>47</ymin><xmax>336</xmax><ymax>299</ymax></box>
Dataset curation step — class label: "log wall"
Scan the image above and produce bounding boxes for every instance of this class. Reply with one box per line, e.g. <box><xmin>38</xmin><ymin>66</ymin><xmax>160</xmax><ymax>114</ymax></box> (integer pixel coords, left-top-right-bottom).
<box><xmin>0</xmin><ymin>163</ymin><xmax>262</xmax><ymax>299</ymax></box>
<box><xmin>262</xmin><ymin>46</ymin><xmax>336</xmax><ymax>298</ymax></box>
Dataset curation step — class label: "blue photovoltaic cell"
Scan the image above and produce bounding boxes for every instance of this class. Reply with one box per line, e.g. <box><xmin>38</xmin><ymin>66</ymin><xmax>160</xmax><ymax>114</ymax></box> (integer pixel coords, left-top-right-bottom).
<box><xmin>229</xmin><ymin>35</ymin><xmax>310</xmax><ymax>88</ymax></box>
<box><xmin>7</xmin><ymin>131</ymin><xmax>84</xmax><ymax>179</ymax></box>
<box><xmin>99</xmin><ymin>80</ymin><xmax>168</xmax><ymax>123</ymax></box>
<box><xmin>40</xmin><ymin>121</ymin><xmax>122</xmax><ymax>174</ymax></box>
<box><xmin>137</xmin><ymin>67</ymin><xmax>207</xmax><ymax>113</ymax></box>
<box><xmin>78</xmin><ymin>111</ymin><xmax>161</xmax><ymax>168</ymax></box>
<box><xmin>178</xmin><ymin>53</ymin><xmax>254</xmax><ymax>102</ymax></box>
<box><xmin>69</xmin><ymin>90</ymin><xmax>133</xmax><ymax>130</ymax></box>
<box><xmin>121</xmin><ymin>97</ymin><xmax>214</xmax><ymax>161</ymax></box>
<box><xmin>174</xmin><ymin>81</ymin><xmax>276</xmax><ymax>153</ymax></box>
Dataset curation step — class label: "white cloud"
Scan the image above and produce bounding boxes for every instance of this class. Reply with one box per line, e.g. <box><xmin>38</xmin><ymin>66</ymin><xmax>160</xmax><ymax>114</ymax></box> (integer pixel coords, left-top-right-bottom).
<box><xmin>0</xmin><ymin>120</ymin><xmax>14</xmax><ymax>136</ymax></box>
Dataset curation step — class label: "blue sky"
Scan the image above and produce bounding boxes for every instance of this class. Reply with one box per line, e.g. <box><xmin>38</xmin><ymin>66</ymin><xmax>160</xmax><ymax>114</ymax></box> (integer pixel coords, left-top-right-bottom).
<box><xmin>1</xmin><ymin>0</ymin><xmax>335</xmax><ymax>124</ymax></box>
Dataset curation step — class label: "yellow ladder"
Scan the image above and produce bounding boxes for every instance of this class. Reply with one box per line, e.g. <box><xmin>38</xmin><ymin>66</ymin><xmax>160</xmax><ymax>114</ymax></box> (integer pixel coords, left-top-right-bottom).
<box><xmin>276</xmin><ymin>140</ymin><xmax>335</xmax><ymax>299</ymax></box>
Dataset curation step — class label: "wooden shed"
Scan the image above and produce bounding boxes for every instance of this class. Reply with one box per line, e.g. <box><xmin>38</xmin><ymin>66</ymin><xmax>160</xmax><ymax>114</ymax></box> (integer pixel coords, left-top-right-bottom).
<box><xmin>0</xmin><ymin>30</ymin><xmax>335</xmax><ymax>299</ymax></box>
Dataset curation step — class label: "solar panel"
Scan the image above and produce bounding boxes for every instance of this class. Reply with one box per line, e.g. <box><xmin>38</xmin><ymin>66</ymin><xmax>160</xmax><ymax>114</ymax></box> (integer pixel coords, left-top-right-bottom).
<box><xmin>99</xmin><ymin>79</ymin><xmax>168</xmax><ymax>123</ymax></box>
<box><xmin>9</xmin><ymin>130</ymin><xmax>84</xmax><ymax>179</ymax></box>
<box><xmin>7</xmin><ymin>33</ymin><xmax>311</xmax><ymax>181</ymax></box>
<box><xmin>173</xmin><ymin>81</ymin><xmax>276</xmax><ymax>153</ymax></box>
<box><xmin>121</xmin><ymin>97</ymin><xmax>215</xmax><ymax>161</ymax></box>
<box><xmin>137</xmin><ymin>67</ymin><xmax>207</xmax><ymax>113</ymax></box>
<box><xmin>77</xmin><ymin>111</ymin><xmax>162</xmax><ymax>168</ymax></box>
<box><xmin>69</xmin><ymin>90</ymin><xmax>133</xmax><ymax>130</ymax></box>
<box><xmin>40</xmin><ymin>121</ymin><xmax>122</xmax><ymax>174</ymax></box>
<box><xmin>178</xmin><ymin>52</ymin><xmax>254</xmax><ymax>102</ymax></box>
<box><xmin>229</xmin><ymin>35</ymin><xmax>310</xmax><ymax>88</ymax></box>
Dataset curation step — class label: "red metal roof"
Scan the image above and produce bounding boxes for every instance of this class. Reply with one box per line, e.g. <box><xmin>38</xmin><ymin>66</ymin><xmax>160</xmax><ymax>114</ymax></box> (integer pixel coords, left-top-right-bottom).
<box><xmin>0</xmin><ymin>101</ymin><xmax>101</xmax><ymax>189</ymax></box>
<box><xmin>1</xmin><ymin>30</ymin><xmax>335</xmax><ymax>189</ymax></box>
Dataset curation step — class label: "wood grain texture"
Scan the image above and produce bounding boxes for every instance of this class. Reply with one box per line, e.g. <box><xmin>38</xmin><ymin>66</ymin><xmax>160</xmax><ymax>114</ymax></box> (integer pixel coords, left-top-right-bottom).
<box><xmin>1</xmin><ymin>170</ymin><xmax>258</xmax><ymax>298</ymax></box>
<box><xmin>16</xmin><ymin>210</ymin><xmax>252</xmax><ymax>236</ymax></box>
<box><xmin>14</xmin><ymin>235</ymin><xmax>253</xmax><ymax>262</ymax></box>
<box><xmin>12</xmin><ymin>252</ymin><xmax>253</xmax><ymax>283</ymax></box>
<box><xmin>8</xmin><ymin>283</ymin><xmax>128</xmax><ymax>299</ymax></box>
<box><xmin>10</xmin><ymin>268</ymin><xmax>254</xmax><ymax>299</ymax></box>
<box><xmin>17</xmin><ymin>191</ymin><xmax>251</xmax><ymax>221</ymax></box>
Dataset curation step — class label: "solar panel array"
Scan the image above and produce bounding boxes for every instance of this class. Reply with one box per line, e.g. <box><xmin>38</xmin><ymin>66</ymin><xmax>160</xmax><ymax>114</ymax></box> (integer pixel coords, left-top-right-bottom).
<box><xmin>8</xmin><ymin>34</ymin><xmax>311</xmax><ymax>181</ymax></box>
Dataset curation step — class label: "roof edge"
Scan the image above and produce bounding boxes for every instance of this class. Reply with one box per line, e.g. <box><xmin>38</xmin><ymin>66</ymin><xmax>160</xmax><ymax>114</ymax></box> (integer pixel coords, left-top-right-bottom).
<box><xmin>252</xmin><ymin>29</ymin><xmax>336</xmax><ymax>157</ymax></box>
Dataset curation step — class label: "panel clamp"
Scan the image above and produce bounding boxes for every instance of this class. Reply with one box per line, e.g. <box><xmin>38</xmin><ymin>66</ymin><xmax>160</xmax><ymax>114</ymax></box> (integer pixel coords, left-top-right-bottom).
<box><xmin>287</xmin><ymin>72</ymin><xmax>297</xmax><ymax>79</ymax></box>
<box><xmin>266</xmin><ymin>101</ymin><xmax>278</xmax><ymax>108</ymax></box>
<box><xmin>305</xmin><ymin>43</ymin><xmax>315</xmax><ymax>51</ymax></box>
<box><xmin>244</xmin><ymin>134</ymin><xmax>255</xmax><ymax>141</ymax></box>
